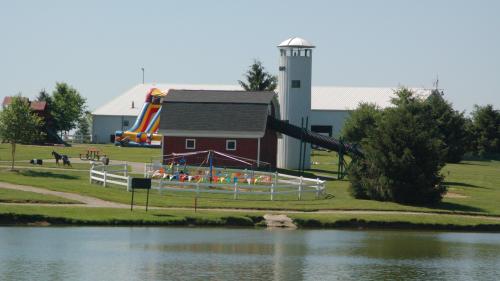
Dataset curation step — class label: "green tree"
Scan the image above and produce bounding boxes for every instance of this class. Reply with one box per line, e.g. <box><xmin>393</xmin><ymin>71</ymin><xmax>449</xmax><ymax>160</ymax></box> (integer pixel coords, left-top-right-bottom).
<box><xmin>51</xmin><ymin>82</ymin><xmax>86</xmax><ymax>135</ymax></box>
<box><xmin>469</xmin><ymin>104</ymin><xmax>500</xmax><ymax>157</ymax></box>
<box><xmin>425</xmin><ymin>90</ymin><xmax>468</xmax><ymax>163</ymax></box>
<box><xmin>238</xmin><ymin>60</ymin><xmax>277</xmax><ymax>91</ymax></box>
<box><xmin>0</xmin><ymin>95</ymin><xmax>42</xmax><ymax>169</ymax></box>
<box><xmin>348</xmin><ymin>88</ymin><xmax>447</xmax><ymax>205</ymax></box>
<box><xmin>342</xmin><ymin>103</ymin><xmax>381</xmax><ymax>143</ymax></box>
<box><xmin>75</xmin><ymin>111</ymin><xmax>92</xmax><ymax>143</ymax></box>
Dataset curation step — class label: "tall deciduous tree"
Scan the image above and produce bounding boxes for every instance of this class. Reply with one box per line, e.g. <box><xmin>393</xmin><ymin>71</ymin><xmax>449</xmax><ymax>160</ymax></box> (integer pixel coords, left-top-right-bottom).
<box><xmin>238</xmin><ymin>60</ymin><xmax>277</xmax><ymax>91</ymax></box>
<box><xmin>0</xmin><ymin>95</ymin><xmax>42</xmax><ymax>169</ymax></box>
<box><xmin>51</xmin><ymin>82</ymin><xmax>86</xmax><ymax>134</ymax></box>
<box><xmin>469</xmin><ymin>104</ymin><xmax>500</xmax><ymax>157</ymax></box>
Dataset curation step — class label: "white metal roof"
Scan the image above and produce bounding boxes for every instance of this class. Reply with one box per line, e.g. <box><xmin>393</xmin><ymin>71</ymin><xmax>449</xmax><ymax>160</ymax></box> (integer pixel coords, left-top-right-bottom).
<box><xmin>92</xmin><ymin>83</ymin><xmax>432</xmax><ymax>116</ymax></box>
<box><xmin>92</xmin><ymin>83</ymin><xmax>242</xmax><ymax>116</ymax></box>
<box><xmin>311</xmin><ymin>86</ymin><xmax>432</xmax><ymax>111</ymax></box>
<box><xmin>278</xmin><ymin>37</ymin><xmax>315</xmax><ymax>48</ymax></box>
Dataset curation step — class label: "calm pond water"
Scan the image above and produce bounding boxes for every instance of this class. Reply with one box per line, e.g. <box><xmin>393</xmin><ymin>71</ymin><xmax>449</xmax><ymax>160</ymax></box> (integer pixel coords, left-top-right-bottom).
<box><xmin>0</xmin><ymin>227</ymin><xmax>499</xmax><ymax>281</ymax></box>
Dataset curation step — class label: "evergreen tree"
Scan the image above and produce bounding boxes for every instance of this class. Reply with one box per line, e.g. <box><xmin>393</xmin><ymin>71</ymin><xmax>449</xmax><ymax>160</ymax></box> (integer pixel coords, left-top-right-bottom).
<box><xmin>425</xmin><ymin>90</ymin><xmax>468</xmax><ymax>163</ymax></box>
<box><xmin>348</xmin><ymin>88</ymin><xmax>447</xmax><ymax>205</ymax></box>
<box><xmin>238</xmin><ymin>60</ymin><xmax>277</xmax><ymax>91</ymax></box>
<box><xmin>342</xmin><ymin>103</ymin><xmax>381</xmax><ymax>143</ymax></box>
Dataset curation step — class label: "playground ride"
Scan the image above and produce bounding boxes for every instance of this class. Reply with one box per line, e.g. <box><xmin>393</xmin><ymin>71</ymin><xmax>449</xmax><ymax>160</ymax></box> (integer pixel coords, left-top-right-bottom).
<box><xmin>115</xmin><ymin>88</ymin><xmax>165</xmax><ymax>147</ymax></box>
<box><xmin>144</xmin><ymin>150</ymin><xmax>326</xmax><ymax>200</ymax></box>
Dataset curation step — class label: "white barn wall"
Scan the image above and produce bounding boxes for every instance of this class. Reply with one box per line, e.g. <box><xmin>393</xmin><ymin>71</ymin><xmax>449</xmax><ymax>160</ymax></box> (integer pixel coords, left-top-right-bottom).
<box><xmin>92</xmin><ymin>115</ymin><xmax>136</xmax><ymax>143</ymax></box>
<box><xmin>310</xmin><ymin>110</ymin><xmax>352</xmax><ymax>137</ymax></box>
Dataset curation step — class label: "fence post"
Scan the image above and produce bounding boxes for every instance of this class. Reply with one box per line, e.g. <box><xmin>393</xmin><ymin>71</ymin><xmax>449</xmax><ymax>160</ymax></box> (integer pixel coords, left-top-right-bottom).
<box><xmin>233</xmin><ymin>182</ymin><xmax>238</xmax><ymax>200</ymax></box>
<box><xmin>159</xmin><ymin>177</ymin><xmax>163</xmax><ymax>194</ymax></box>
<box><xmin>271</xmin><ymin>184</ymin><xmax>274</xmax><ymax>201</ymax></box>
<box><xmin>124</xmin><ymin>163</ymin><xmax>128</xmax><ymax>177</ymax></box>
<box><xmin>274</xmin><ymin>171</ymin><xmax>278</xmax><ymax>187</ymax></box>
<box><xmin>103</xmin><ymin>171</ymin><xmax>107</xmax><ymax>187</ymax></box>
<box><xmin>298</xmin><ymin>176</ymin><xmax>303</xmax><ymax>200</ymax></box>
<box><xmin>316</xmin><ymin>178</ymin><xmax>320</xmax><ymax>199</ymax></box>
<box><xmin>89</xmin><ymin>167</ymin><xmax>92</xmax><ymax>184</ymax></box>
<box><xmin>127</xmin><ymin>176</ymin><xmax>132</xmax><ymax>192</ymax></box>
<box><xmin>196</xmin><ymin>182</ymin><xmax>200</xmax><ymax>197</ymax></box>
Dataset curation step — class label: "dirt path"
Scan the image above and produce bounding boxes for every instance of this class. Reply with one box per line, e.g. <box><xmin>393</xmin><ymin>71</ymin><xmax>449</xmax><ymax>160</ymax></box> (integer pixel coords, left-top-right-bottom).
<box><xmin>1</xmin><ymin>182</ymin><xmax>500</xmax><ymax>222</ymax></box>
<box><xmin>263</xmin><ymin>214</ymin><xmax>297</xmax><ymax>229</ymax></box>
<box><xmin>0</xmin><ymin>182</ymin><xmax>128</xmax><ymax>208</ymax></box>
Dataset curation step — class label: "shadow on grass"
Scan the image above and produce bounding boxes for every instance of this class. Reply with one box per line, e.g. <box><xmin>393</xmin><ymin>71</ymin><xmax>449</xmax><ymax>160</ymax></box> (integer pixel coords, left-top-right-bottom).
<box><xmin>20</xmin><ymin>170</ymin><xmax>78</xmax><ymax>180</ymax></box>
<box><xmin>152</xmin><ymin>214</ymin><xmax>176</xmax><ymax>218</ymax></box>
<box><xmin>444</xmin><ymin>181</ymin><xmax>486</xmax><ymax>189</ymax></box>
<box><xmin>276</xmin><ymin>168</ymin><xmax>337</xmax><ymax>181</ymax></box>
<box><xmin>430</xmin><ymin>201</ymin><xmax>485</xmax><ymax>213</ymax></box>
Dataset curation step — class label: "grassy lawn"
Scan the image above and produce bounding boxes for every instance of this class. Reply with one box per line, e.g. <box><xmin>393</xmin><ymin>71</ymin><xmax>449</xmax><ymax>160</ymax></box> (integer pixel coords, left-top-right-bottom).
<box><xmin>1</xmin><ymin>148</ymin><xmax>500</xmax><ymax>228</ymax></box>
<box><xmin>289</xmin><ymin>213</ymin><xmax>500</xmax><ymax>229</ymax></box>
<box><xmin>0</xmin><ymin>143</ymin><xmax>160</xmax><ymax>163</ymax></box>
<box><xmin>0</xmin><ymin>188</ymin><xmax>79</xmax><ymax>204</ymax></box>
<box><xmin>0</xmin><ymin>205</ymin><xmax>261</xmax><ymax>226</ymax></box>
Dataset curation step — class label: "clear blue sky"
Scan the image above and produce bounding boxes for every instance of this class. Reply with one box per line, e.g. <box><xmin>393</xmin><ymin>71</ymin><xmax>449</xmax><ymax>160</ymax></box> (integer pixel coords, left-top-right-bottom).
<box><xmin>1</xmin><ymin>0</ymin><xmax>499</xmax><ymax>113</ymax></box>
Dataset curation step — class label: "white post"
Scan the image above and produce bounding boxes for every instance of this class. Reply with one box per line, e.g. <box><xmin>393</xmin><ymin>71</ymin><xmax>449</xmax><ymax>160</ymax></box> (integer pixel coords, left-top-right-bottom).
<box><xmin>159</xmin><ymin>177</ymin><xmax>163</xmax><ymax>194</ymax></box>
<box><xmin>298</xmin><ymin>176</ymin><xmax>303</xmax><ymax>200</ymax></box>
<box><xmin>271</xmin><ymin>184</ymin><xmax>274</xmax><ymax>201</ymax></box>
<box><xmin>103</xmin><ymin>171</ymin><xmax>107</xmax><ymax>187</ymax></box>
<box><xmin>89</xmin><ymin>168</ymin><xmax>92</xmax><ymax>184</ymax></box>
<box><xmin>233</xmin><ymin>182</ymin><xmax>238</xmax><ymax>200</ymax></box>
<box><xmin>316</xmin><ymin>178</ymin><xmax>320</xmax><ymax>199</ymax></box>
<box><xmin>124</xmin><ymin>163</ymin><xmax>128</xmax><ymax>177</ymax></box>
<box><xmin>274</xmin><ymin>171</ymin><xmax>278</xmax><ymax>186</ymax></box>
<box><xmin>196</xmin><ymin>182</ymin><xmax>200</xmax><ymax>197</ymax></box>
<box><xmin>127</xmin><ymin>176</ymin><xmax>132</xmax><ymax>192</ymax></box>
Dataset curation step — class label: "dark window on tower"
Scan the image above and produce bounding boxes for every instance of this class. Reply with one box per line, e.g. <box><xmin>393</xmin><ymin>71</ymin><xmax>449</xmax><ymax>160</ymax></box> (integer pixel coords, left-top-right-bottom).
<box><xmin>291</xmin><ymin>80</ymin><xmax>301</xmax><ymax>88</ymax></box>
<box><xmin>122</xmin><ymin>120</ymin><xmax>130</xmax><ymax>127</ymax></box>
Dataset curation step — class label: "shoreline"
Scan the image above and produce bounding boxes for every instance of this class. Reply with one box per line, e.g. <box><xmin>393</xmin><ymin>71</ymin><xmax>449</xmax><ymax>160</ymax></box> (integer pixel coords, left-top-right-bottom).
<box><xmin>1</xmin><ymin>212</ymin><xmax>500</xmax><ymax>232</ymax></box>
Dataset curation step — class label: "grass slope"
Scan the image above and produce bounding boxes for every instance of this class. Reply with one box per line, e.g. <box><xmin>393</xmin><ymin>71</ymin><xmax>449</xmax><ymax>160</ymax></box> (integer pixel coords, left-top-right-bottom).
<box><xmin>0</xmin><ymin>188</ymin><xmax>79</xmax><ymax>204</ymax></box>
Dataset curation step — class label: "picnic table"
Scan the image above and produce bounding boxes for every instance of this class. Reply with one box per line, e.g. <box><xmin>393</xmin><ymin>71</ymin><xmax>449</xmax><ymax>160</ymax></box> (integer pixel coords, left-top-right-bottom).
<box><xmin>80</xmin><ymin>147</ymin><xmax>107</xmax><ymax>161</ymax></box>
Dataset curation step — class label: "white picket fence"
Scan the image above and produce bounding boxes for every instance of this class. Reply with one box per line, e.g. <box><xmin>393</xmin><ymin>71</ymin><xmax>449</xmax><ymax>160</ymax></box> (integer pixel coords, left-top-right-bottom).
<box><xmin>90</xmin><ymin>164</ymin><xmax>131</xmax><ymax>190</ymax></box>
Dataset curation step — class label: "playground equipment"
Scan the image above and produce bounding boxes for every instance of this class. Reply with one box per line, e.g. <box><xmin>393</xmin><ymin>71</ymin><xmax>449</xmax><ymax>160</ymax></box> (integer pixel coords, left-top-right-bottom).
<box><xmin>115</xmin><ymin>88</ymin><xmax>165</xmax><ymax>147</ymax></box>
<box><xmin>144</xmin><ymin>150</ymin><xmax>326</xmax><ymax>200</ymax></box>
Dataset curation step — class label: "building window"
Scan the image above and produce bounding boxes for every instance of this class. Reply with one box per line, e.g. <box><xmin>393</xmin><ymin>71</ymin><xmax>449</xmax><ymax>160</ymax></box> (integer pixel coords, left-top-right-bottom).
<box><xmin>185</xmin><ymin>139</ymin><xmax>196</xmax><ymax>150</ymax></box>
<box><xmin>226</xmin><ymin>139</ymin><xmax>237</xmax><ymax>151</ymax></box>
<box><xmin>291</xmin><ymin>80</ymin><xmax>301</xmax><ymax>88</ymax></box>
<box><xmin>122</xmin><ymin>120</ymin><xmax>129</xmax><ymax>127</ymax></box>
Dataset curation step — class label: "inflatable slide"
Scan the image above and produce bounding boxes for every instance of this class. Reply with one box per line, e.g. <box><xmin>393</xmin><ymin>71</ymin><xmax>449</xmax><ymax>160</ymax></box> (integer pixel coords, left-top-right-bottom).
<box><xmin>115</xmin><ymin>88</ymin><xmax>165</xmax><ymax>147</ymax></box>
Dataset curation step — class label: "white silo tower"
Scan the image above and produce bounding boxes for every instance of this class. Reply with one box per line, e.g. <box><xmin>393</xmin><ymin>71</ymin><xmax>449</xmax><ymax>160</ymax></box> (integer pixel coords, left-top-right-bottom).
<box><xmin>276</xmin><ymin>37</ymin><xmax>315</xmax><ymax>169</ymax></box>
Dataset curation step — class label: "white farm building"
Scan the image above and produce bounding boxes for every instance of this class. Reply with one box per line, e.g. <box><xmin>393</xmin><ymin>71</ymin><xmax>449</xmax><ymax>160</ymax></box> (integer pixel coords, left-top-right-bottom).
<box><xmin>91</xmin><ymin>82</ymin><xmax>432</xmax><ymax>144</ymax></box>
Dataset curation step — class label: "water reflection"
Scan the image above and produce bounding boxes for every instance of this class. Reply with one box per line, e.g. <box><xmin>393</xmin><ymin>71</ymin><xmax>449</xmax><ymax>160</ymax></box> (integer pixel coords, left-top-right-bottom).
<box><xmin>0</xmin><ymin>227</ymin><xmax>499</xmax><ymax>281</ymax></box>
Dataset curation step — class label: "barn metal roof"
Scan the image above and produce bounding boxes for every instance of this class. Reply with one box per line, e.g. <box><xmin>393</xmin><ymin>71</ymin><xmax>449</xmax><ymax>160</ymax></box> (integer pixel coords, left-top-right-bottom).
<box><xmin>92</xmin><ymin>83</ymin><xmax>242</xmax><ymax>116</ymax></box>
<box><xmin>165</xmin><ymin>89</ymin><xmax>275</xmax><ymax>104</ymax></box>
<box><xmin>92</xmin><ymin>83</ymin><xmax>432</xmax><ymax>116</ymax></box>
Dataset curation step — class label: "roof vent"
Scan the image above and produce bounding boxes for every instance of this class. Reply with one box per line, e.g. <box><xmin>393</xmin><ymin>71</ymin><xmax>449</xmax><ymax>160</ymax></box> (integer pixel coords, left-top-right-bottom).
<box><xmin>131</xmin><ymin>101</ymin><xmax>135</xmax><ymax>109</ymax></box>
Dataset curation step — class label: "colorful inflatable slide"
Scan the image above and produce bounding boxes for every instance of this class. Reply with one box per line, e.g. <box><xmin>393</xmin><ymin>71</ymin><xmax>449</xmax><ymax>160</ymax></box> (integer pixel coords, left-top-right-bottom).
<box><xmin>115</xmin><ymin>88</ymin><xmax>165</xmax><ymax>147</ymax></box>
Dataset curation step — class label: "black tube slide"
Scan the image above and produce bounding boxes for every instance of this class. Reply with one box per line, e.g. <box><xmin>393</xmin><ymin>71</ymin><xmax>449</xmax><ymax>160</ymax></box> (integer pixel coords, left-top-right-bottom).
<box><xmin>267</xmin><ymin>116</ymin><xmax>362</xmax><ymax>157</ymax></box>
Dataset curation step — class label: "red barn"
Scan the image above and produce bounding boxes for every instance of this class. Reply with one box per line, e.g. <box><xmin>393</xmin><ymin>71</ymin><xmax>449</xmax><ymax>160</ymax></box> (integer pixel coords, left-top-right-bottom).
<box><xmin>158</xmin><ymin>90</ymin><xmax>279</xmax><ymax>167</ymax></box>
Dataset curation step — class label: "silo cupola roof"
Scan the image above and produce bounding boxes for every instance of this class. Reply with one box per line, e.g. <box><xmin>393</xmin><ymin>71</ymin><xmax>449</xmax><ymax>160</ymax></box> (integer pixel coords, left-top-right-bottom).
<box><xmin>278</xmin><ymin>37</ymin><xmax>315</xmax><ymax>48</ymax></box>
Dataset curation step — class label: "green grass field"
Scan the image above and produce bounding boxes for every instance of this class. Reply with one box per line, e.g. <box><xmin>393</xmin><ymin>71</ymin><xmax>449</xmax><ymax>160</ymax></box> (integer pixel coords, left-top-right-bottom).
<box><xmin>0</xmin><ymin>188</ymin><xmax>79</xmax><ymax>204</ymax></box>
<box><xmin>1</xmin><ymin>145</ymin><xmax>500</xmax><ymax>228</ymax></box>
<box><xmin>0</xmin><ymin>143</ymin><xmax>160</xmax><ymax>163</ymax></box>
